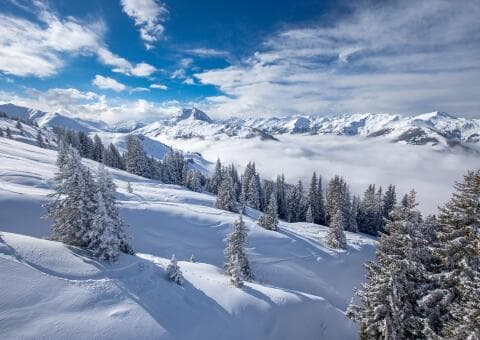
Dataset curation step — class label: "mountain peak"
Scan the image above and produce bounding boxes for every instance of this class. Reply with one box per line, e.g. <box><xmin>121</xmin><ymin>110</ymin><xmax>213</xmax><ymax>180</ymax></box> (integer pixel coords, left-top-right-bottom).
<box><xmin>176</xmin><ymin>108</ymin><xmax>213</xmax><ymax>123</ymax></box>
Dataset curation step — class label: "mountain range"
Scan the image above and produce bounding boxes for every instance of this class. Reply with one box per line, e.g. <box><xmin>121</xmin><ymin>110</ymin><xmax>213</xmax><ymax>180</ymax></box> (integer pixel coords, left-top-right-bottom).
<box><xmin>1</xmin><ymin>103</ymin><xmax>479</xmax><ymax>151</ymax></box>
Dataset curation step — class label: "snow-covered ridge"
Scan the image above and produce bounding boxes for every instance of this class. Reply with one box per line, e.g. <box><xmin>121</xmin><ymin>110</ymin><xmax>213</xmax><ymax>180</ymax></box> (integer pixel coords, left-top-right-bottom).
<box><xmin>1</xmin><ymin>103</ymin><xmax>479</xmax><ymax>149</ymax></box>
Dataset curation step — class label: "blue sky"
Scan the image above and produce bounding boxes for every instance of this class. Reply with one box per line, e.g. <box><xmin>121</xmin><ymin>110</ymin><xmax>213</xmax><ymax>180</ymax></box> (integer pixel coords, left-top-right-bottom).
<box><xmin>0</xmin><ymin>0</ymin><xmax>479</xmax><ymax>122</ymax></box>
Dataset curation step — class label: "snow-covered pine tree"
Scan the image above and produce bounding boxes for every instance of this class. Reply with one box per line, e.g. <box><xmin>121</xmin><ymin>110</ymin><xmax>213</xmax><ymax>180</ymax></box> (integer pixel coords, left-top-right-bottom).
<box><xmin>307</xmin><ymin>172</ymin><xmax>319</xmax><ymax>223</ymax></box>
<box><xmin>6</xmin><ymin>127</ymin><xmax>12</xmax><ymax>139</ymax></box>
<box><xmin>225</xmin><ymin>214</ymin><xmax>252</xmax><ymax>281</ymax></box>
<box><xmin>240</xmin><ymin>162</ymin><xmax>255</xmax><ymax>205</ymax></box>
<box><xmin>316</xmin><ymin>175</ymin><xmax>326</xmax><ymax>225</ymax></box>
<box><xmin>209</xmin><ymin>158</ymin><xmax>223</xmax><ymax>194</ymax></box>
<box><xmin>46</xmin><ymin>145</ymin><xmax>97</xmax><ymax>247</ymax></box>
<box><xmin>125</xmin><ymin>135</ymin><xmax>149</xmax><ymax>177</ymax></box>
<box><xmin>287</xmin><ymin>181</ymin><xmax>305</xmax><ymax>222</ymax></box>
<box><xmin>348</xmin><ymin>195</ymin><xmax>359</xmax><ymax>232</ymax></box>
<box><xmin>216</xmin><ymin>176</ymin><xmax>237</xmax><ymax>212</ymax></box>
<box><xmin>247</xmin><ymin>173</ymin><xmax>262</xmax><ymax>210</ymax></box>
<box><xmin>103</xmin><ymin>143</ymin><xmax>124</xmax><ymax>170</ymax></box>
<box><xmin>357</xmin><ymin>184</ymin><xmax>380</xmax><ymax>235</ymax></box>
<box><xmin>36</xmin><ymin>131</ymin><xmax>45</xmax><ymax>148</ymax></box>
<box><xmin>424</xmin><ymin>170</ymin><xmax>480</xmax><ymax>339</ymax></box>
<box><xmin>78</xmin><ymin>131</ymin><xmax>94</xmax><ymax>159</ymax></box>
<box><xmin>382</xmin><ymin>184</ymin><xmax>397</xmax><ymax>219</ymax></box>
<box><xmin>325</xmin><ymin>175</ymin><xmax>347</xmax><ymax>225</ymax></box>
<box><xmin>15</xmin><ymin>120</ymin><xmax>22</xmax><ymax>130</ymax></box>
<box><xmin>166</xmin><ymin>254</ymin><xmax>183</xmax><ymax>285</ymax></box>
<box><xmin>258</xmin><ymin>193</ymin><xmax>279</xmax><ymax>231</ymax></box>
<box><xmin>348</xmin><ymin>190</ymin><xmax>427</xmax><ymax>339</ymax></box>
<box><xmin>276</xmin><ymin>174</ymin><xmax>288</xmax><ymax>220</ymax></box>
<box><xmin>325</xmin><ymin>209</ymin><xmax>347</xmax><ymax>249</ymax></box>
<box><xmin>92</xmin><ymin>135</ymin><xmax>104</xmax><ymax>162</ymax></box>
<box><xmin>186</xmin><ymin>169</ymin><xmax>202</xmax><ymax>192</ymax></box>
<box><xmin>96</xmin><ymin>164</ymin><xmax>133</xmax><ymax>255</ymax></box>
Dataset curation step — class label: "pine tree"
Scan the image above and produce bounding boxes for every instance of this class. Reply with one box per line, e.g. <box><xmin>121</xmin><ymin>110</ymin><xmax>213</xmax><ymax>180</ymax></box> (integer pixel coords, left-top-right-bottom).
<box><xmin>348</xmin><ymin>190</ymin><xmax>427</xmax><ymax>339</ymax></box>
<box><xmin>126</xmin><ymin>135</ymin><xmax>148</xmax><ymax>177</ymax></box>
<box><xmin>229</xmin><ymin>254</ymin><xmax>243</xmax><ymax>288</ymax></box>
<box><xmin>186</xmin><ymin>169</ymin><xmax>202</xmax><ymax>192</ymax></box>
<box><xmin>383</xmin><ymin>184</ymin><xmax>397</xmax><ymax>219</ymax></box>
<box><xmin>209</xmin><ymin>158</ymin><xmax>223</xmax><ymax>194</ymax></box>
<box><xmin>127</xmin><ymin>182</ymin><xmax>133</xmax><ymax>193</ymax></box>
<box><xmin>316</xmin><ymin>176</ymin><xmax>326</xmax><ymax>225</ymax></box>
<box><xmin>325</xmin><ymin>209</ymin><xmax>347</xmax><ymax>249</ymax></box>
<box><xmin>92</xmin><ymin>135</ymin><xmax>104</xmax><ymax>162</ymax></box>
<box><xmin>225</xmin><ymin>215</ymin><xmax>252</xmax><ymax>281</ymax></box>
<box><xmin>45</xmin><ymin>145</ymin><xmax>97</xmax><ymax>247</ymax></box>
<box><xmin>247</xmin><ymin>173</ymin><xmax>262</xmax><ymax>210</ymax></box>
<box><xmin>276</xmin><ymin>174</ymin><xmax>287</xmax><ymax>220</ymax></box>
<box><xmin>358</xmin><ymin>184</ymin><xmax>380</xmax><ymax>235</ymax></box>
<box><xmin>95</xmin><ymin>164</ymin><xmax>132</xmax><ymax>255</ymax></box>
<box><xmin>15</xmin><ymin>120</ymin><xmax>22</xmax><ymax>130</ymax></box>
<box><xmin>215</xmin><ymin>176</ymin><xmax>237</xmax><ymax>212</ymax></box>
<box><xmin>425</xmin><ymin>170</ymin><xmax>480</xmax><ymax>338</ymax></box>
<box><xmin>258</xmin><ymin>193</ymin><xmax>279</xmax><ymax>231</ymax></box>
<box><xmin>166</xmin><ymin>254</ymin><xmax>183</xmax><ymax>285</ymax></box>
<box><xmin>307</xmin><ymin>172</ymin><xmax>319</xmax><ymax>223</ymax></box>
<box><xmin>325</xmin><ymin>175</ymin><xmax>347</xmax><ymax>225</ymax></box>
<box><xmin>6</xmin><ymin>127</ymin><xmax>12</xmax><ymax>139</ymax></box>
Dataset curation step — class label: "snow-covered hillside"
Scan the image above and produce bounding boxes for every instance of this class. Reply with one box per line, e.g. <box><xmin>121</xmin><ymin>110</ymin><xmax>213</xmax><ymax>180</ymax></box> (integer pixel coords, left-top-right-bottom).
<box><xmin>0</xmin><ymin>137</ymin><xmax>376</xmax><ymax>339</ymax></box>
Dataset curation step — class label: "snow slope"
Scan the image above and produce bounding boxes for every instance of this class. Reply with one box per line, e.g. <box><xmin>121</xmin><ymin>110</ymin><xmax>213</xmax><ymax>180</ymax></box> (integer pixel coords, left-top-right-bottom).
<box><xmin>0</xmin><ymin>137</ymin><xmax>376</xmax><ymax>339</ymax></box>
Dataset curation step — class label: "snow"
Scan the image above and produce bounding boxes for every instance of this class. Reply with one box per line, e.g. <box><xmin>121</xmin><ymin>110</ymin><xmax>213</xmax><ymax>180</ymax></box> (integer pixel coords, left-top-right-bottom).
<box><xmin>0</xmin><ymin>136</ymin><xmax>376</xmax><ymax>339</ymax></box>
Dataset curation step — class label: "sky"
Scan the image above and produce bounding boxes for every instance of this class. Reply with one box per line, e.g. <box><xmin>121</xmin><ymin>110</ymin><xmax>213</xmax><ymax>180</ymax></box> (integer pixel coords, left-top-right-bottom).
<box><xmin>0</xmin><ymin>0</ymin><xmax>479</xmax><ymax>123</ymax></box>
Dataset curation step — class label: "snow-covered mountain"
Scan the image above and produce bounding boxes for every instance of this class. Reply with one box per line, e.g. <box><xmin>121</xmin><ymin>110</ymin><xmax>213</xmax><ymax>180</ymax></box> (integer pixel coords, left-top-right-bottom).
<box><xmin>1</xmin><ymin>103</ymin><xmax>479</xmax><ymax>150</ymax></box>
<box><xmin>0</xmin><ymin>136</ymin><xmax>375</xmax><ymax>339</ymax></box>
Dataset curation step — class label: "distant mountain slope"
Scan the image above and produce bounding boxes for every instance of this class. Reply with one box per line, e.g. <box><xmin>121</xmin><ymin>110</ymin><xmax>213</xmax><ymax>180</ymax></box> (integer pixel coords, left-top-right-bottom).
<box><xmin>2</xmin><ymin>103</ymin><xmax>479</xmax><ymax>150</ymax></box>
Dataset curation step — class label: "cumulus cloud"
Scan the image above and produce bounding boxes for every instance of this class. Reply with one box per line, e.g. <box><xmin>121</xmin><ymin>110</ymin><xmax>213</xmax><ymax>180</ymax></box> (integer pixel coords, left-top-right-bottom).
<box><xmin>150</xmin><ymin>84</ymin><xmax>168</xmax><ymax>90</ymax></box>
<box><xmin>0</xmin><ymin>87</ymin><xmax>180</xmax><ymax>124</ymax></box>
<box><xmin>156</xmin><ymin>134</ymin><xmax>480</xmax><ymax>214</ymax></box>
<box><xmin>121</xmin><ymin>0</ymin><xmax>168</xmax><ymax>49</ymax></box>
<box><xmin>93</xmin><ymin>75</ymin><xmax>127</xmax><ymax>92</ymax></box>
<box><xmin>195</xmin><ymin>0</ymin><xmax>480</xmax><ymax>118</ymax></box>
<box><xmin>0</xmin><ymin>2</ymin><xmax>156</xmax><ymax>78</ymax></box>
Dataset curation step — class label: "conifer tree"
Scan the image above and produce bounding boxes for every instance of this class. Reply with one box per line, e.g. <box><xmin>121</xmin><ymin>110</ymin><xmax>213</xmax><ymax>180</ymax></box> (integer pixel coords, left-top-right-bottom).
<box><xmin>92</xmin><ymin>135</ymin><xmax>104</xmax><ymax>162</ymax></box>
<box><xmin>325</xmin><ymin>209</ymin><xmax>347</xmax><ymax>249</ymax></box>
<box><xmin>127</xmin><ymin>182</ymin><xmax>133</xmax><ymax>193</ymax></box>
<box><xmin>216</xmin><ymin>176</ymin><xmax>237</xmax><ymax>212</ymax></box>
<box><xmin>125</xmin><ymin>135</ymin><xmax>148</xmax><ymax>177</ymax></box>
<box><xmin>424</xmin><ymin>170</ymin><xmax>480</xmax><ymax>338</ymax></box>
<box><xmin>46</xmin><ymin>145</ymin><xmax>97</xmax><ymax>247</ymax></box>
<box><xmin>225</xmin><ymin>215</ymin><xmax>252</xmax><ymax>281</ymax></box>
<box><xmin>307</xmin><ymin>172</ymin><xmax>319</xmax><ymax>223</ymax></box>
<box><xmin>316</xmin><ymin>176</ymin><xmax>326</xmax><ymax>225</ymax></box>
<box><xmin>348</xmin><ymin>190</ymin><xmax>427</xmax><ymax>339</ymax></box>
<box><xmin>382</xmin><ymin>184</ymin><xmax>397</xmax><ymax>219</ymax></box>
<box><xmin>229</xmin><ymin>254</ymin><xmax>243</xmax><ymax>288</ymax></box>
<box><xmin>6</xmin><ymin>127</ymin><xmax>12</xmax><ymax>139</ymax></box>
<box><xmin>276</xmin><ymin>174</ymin><xmax>288</xmax><ymax>220</ymax></box>
<box><xmin>186</xmin><ymin>169</ymin><xmax>202</xmax><ymax>192</ymax></box>
<box><xmin>209</xmin><ymin>158</ymin><xmax>223</xmax><ymax>194</ymax></box>
<box><xmin>258</xmin><ymin>193</ymin><xmax>278</xmax><ymax>231</ymax></box>
<box><xmin>166</xmin><ymin>254</ymin><xmax>183</xmax><ymax>285</ymax></box>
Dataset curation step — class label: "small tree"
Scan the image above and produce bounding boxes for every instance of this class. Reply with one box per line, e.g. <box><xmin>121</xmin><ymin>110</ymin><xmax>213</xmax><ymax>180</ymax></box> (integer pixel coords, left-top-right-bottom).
<box><xmin>6</xmin><ymin>127</ymin><xmax>12</xmax><ymax>139</ymax></box>
<box><xmin>229</xmin><ymin>254</ymin><xmax>243</xmax><ymax>287</ymax></box>
<box><xmin>215</xmin><ymin>176</ymin><xmax>237</xmax><ymax>212</ymax></box>
<box><xmin>257</xmin><ymin>193</ymin><xmax>278</xmax><ymax>231</ymax></box>
<box><xmin>189</xmin><ymin>254</ymin><xmax>196</xmax><ymax>263</ymax></box>
<box><xmin>127</xmin><ymin>182</ymin><xmax>133</xmax><ymax>193</ymax></box>
<box><xmin>225</xmin><ymin>215</ymin><xmax>252</xmax><ymax>282</ymax></box>
<box><xmin>36</xmin><ymin>131</ymin><xmax>45</xmax><ymax>148</ymax></box>
<box><xmin>166</xmin><ymin>254</ymin><xmax>183</xmax><ymax>285</ymax></box>
<box><xmin>325</xmin><ymin>209</ymin><xmax>347</xmax><ymax>249</ymax></box>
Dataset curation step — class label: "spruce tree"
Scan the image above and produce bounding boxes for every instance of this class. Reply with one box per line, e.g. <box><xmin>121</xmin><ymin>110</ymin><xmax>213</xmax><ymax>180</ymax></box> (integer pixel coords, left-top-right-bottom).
<box><xmin>36</xmin><ymin>131</ymin><xmax>45</xmax><ymax>148</ymax></box>
<box><xmin>46</xmin><ymin>145</ymin><xmax>97</xmax><ymax>247</ymax></box>
<box><xmin>225</xmin><ymin>215</ymin><xmax>252</xmax><ymax>281</ymax></box>
<box><xmin>348</xmin><ymin>190</ymin><xmax>427</xmax><ymax>339</ymax></box>
<box><xmin>92</xmin><ymin>135</ymin><xmax>104</xmax><ymax>162</ymax></box>
<box><xmin>6</xmin><ymin>127</ymin><xmax>12</xmax><ymax>139</ymax></box>
<box><xmin>276</xmin><ymin>174</ymin><xmax>287</xmax><ymax>220</ymax></box>
<box><xmin>316</xmin><ymin>175</ymin><xmax>326</xmax><ymax>225</ymax></box>
<box><xmin>209</xmin><ymin>158</ymin><xmax>223</xmax><ymax>194</ymax></box>
<box><xmin>426</xmin><ymin>170</ymin><xmax>480</xmax><ymax>338</ymax></box>
<box><xmin>307</xmin><ymin>172</ymin><xmax>319</xmax><ymax>223</ymax></box>
<box><xmin>166</xmin><ymin>254</ymin><xmax>183</xmax><ymax>285</ymax></box>
<box><xmin>325</xmin><ymin>209</ymin><xmax>347</xmax><ymax>249</ymax></box>
<box><xmin>258</xmin><ymin>193</ymin><xmax>279</xmax><ymax>231</ymax></box>
<box><xmin>125</xmin><ymin>135</ymin><xmax>148</xmax><ymax>177</ymax></box>
<box><xmin>215</xmin><ymin>176</ymin><xmax>237</xmax><ymax>212</ymax></box>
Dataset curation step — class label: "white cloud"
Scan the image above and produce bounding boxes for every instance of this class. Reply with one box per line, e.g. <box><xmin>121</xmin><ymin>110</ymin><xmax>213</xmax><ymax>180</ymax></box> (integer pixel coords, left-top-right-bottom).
<box><xmin>0</xmin><ymin>3</ymin><xmax>156</xmax><ymax>78</ymax></box>
<box><xmin>158</xmin><ymin>134</ymin><xmax>480</xmax><ymax>214</ymax></box>
<box><xmin>121</xmin><ymin>0</ymin><xmax>168</xmax><ymax>49</ymax></box>
<box><xmin>93</xmin><ymin>75</ymin><xmax>127</xmax><ymax>92</ymax></box>
<box><xmin>195</xmin><ymin>0</ymin><xmax>480</xmax><ymax>118</ymax></box>
<box><xmin>130</xmin><ymin>87</ymin><xmax>150</xmax><ymax>93</ymax></box>
<box><xmin>183</xmin><ymin>78</ymin><xmax>195</xmax><ymax>85</ymax></box>
<box><xmin>150</xmin><ymin>84</ymin><xmax>168</xmax><ymax>90</ymax></box>
<box><xmin>0</xmin><ymin>87</ymin><xmax>180</xmax><ymax>123</ymax></box>
<box><xmin>170</xmin><ymin>69</ymin><xmax>186</xmax><ymax>79</ymax></box>
<box><xmin>185</xmin><ymin>48</ymin><xmax>229</xmax><ymax>58</ymax></box>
